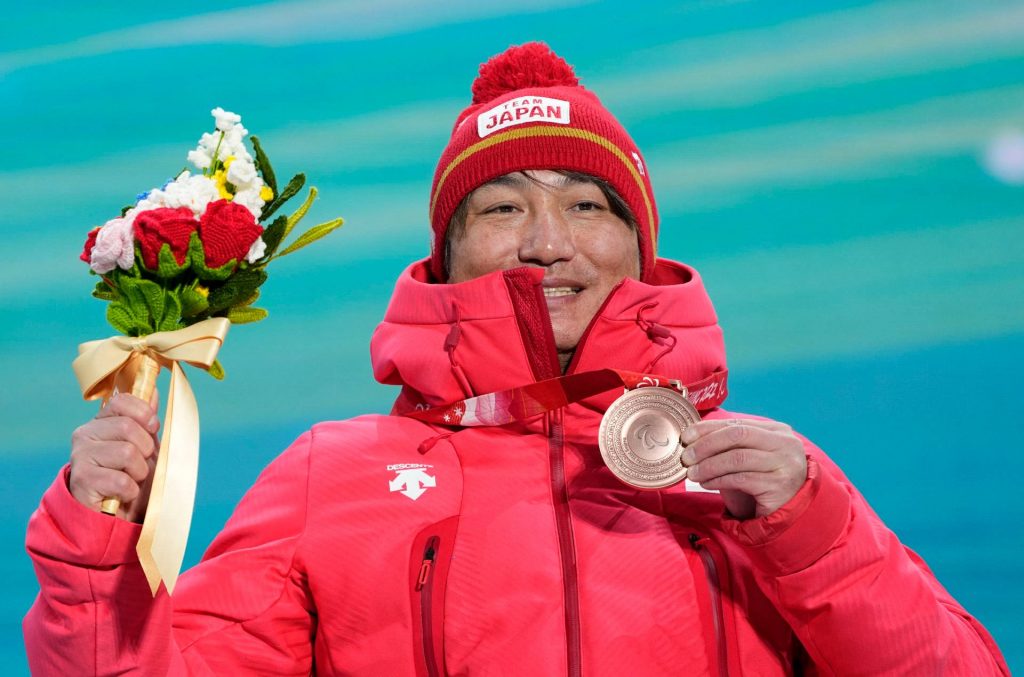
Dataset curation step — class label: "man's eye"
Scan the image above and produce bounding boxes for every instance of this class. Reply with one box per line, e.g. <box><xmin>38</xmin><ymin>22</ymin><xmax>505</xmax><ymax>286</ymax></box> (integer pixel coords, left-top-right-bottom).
<box><xmin>486</xmin><ymin>204</ymin><xmax>517</xmax><ymax>214</ymax></box>
<box><xmin>574</xmin><ymin>201</ymin><xmax>603</xmax><ymax>212</ymax></box>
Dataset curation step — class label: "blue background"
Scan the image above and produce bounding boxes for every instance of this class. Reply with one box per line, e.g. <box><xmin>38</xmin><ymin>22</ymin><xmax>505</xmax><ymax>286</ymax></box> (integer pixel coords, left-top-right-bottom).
<box><xmin>2</xmin><ymin>1</ymin><xmax>1022</xmax><ymax>672</ymax></box>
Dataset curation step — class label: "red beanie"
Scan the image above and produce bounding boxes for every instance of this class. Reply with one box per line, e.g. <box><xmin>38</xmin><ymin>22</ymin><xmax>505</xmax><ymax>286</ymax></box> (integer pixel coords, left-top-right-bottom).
<box><xmin>429</xmin><ymin>42</ymin><xmax>659</xmax><ymax>282</ymax></box>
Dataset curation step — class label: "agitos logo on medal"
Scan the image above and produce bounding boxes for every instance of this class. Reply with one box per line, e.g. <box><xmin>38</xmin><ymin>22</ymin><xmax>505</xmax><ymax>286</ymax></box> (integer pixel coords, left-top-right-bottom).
<box><xmin>477</xmin><ymin>96</ymin><xmax>571</xmax><ymax>137</ymax></box>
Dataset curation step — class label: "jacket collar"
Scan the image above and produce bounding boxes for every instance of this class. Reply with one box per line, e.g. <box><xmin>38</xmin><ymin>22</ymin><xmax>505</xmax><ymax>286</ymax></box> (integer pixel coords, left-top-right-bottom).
<box><xmin>371</xmin><ymin>258</ymin><xmax>727</xmax><ymax>412</ymax></box>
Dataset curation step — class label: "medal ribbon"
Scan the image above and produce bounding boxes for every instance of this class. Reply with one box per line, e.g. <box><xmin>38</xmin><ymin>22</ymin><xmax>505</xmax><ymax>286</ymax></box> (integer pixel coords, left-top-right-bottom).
<box><xmin>402</xmin><ymin>368</ymin><xmax>727</xmax><ymax>427</ymax></box>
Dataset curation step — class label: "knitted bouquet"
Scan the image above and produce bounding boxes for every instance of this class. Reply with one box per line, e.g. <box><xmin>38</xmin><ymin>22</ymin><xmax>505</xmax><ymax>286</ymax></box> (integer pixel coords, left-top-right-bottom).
<box><xmin>79</xmin><ymin>107</ymin><xmax>342</xmax><ymax>378</ymax></box>
<box><xmin>73</xmin><ymin>108</ymin><xmax>342</xmax><ymax>594</ymax></box>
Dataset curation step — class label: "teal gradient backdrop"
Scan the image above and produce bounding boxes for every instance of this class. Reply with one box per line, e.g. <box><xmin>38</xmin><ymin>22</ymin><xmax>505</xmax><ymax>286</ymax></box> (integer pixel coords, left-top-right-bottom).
<box><xmin>3</xmin><ymin>1</ymin><xmax>1022</xmax><ymax>672</ymax></box>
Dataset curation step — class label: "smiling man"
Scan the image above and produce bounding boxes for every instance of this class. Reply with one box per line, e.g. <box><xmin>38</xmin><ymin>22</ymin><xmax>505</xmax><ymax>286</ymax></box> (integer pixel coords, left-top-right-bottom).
<box><xmin>25</xmin><ymin>43</ymin><xmax>1008</xmax><ymax>675</ymax></box>
<box><xmin>447</xmin><ymin>170</ymin><xmax>640</xmax><ymax>371</ymax></box>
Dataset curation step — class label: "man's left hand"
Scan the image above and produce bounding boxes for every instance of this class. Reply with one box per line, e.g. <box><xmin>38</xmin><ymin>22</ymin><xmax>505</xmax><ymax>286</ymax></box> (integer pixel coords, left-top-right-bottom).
<box><xmin>680</xmin><ymin>419</ymin><xmax>808</xmax><ymax>520</ymax></box>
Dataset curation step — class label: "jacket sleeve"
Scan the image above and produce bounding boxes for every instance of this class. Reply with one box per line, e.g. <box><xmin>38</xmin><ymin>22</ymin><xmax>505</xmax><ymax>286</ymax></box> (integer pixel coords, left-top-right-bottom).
<box><xmin>23</xmin><ymin>431</ymin><xmax>316</xmax><ymax>676</ymax></box>
<box><xmin>721</xmin><ymin>438</ymin><xmax>1009</xmax><ymax>676</ymax></box>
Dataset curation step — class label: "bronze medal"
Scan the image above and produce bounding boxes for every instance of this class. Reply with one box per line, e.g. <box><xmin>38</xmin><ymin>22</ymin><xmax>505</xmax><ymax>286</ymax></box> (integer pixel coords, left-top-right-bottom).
<box><xmin>598</xmin><ymin>386</ymin><xmax>701</xmax><ymax>489</ymax></box>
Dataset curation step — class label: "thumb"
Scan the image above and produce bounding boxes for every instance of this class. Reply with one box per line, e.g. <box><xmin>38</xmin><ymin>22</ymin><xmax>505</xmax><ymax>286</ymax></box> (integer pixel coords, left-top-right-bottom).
<box><xmin>720</xmin><ymin>489</ymin><xmax>756</xmax><ymax>520</ymax></box>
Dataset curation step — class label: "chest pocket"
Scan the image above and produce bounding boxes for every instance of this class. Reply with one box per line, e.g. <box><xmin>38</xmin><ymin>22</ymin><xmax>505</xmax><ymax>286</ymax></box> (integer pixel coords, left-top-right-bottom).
<box><xmin>409</xmin><ymin>516</ymin><xmax>459</xmax><ymax>677</ymax></box>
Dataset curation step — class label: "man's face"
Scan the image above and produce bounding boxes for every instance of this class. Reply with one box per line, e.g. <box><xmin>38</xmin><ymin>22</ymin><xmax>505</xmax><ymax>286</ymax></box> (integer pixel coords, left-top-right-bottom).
<box><xmin>448</xmin><ymin>170</ymin><xmax>640</xmax><ymax>364</ymax></box>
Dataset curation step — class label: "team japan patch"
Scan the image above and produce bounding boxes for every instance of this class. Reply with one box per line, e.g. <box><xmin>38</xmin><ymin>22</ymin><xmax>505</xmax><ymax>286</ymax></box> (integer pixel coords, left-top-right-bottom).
<box><xmin>478</xmin><ymin>96</ymin><xmax>570</xmax><ymax>138</ymax></box>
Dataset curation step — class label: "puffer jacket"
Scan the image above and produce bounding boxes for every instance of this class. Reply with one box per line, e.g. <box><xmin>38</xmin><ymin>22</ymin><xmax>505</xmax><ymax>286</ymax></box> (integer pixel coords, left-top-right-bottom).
<box><xmin>24</xmin><ymin>258</ymin><xmax>1008</xmax><ymax>675</ymax></box>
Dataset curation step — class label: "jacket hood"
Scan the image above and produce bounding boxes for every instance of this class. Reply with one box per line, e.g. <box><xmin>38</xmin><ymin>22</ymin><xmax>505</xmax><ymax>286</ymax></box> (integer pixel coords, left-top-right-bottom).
<box><xmin>371</xmin><ymin>258</ymin><xmax>727</xmax><ymax>413</ymax></box>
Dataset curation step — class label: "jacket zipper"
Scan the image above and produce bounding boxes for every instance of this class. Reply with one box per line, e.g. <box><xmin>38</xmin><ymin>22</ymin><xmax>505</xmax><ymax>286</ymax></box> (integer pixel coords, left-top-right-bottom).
<box><xmin>690</xmin><ymin>533</ymin><xmax>729</xmax><ymax>677</ymax></box>
<box><xmin>416</xmin><ymin>536</ymin><xmax>441</xmax><ymax>677</ymax></box>
<box><xmin>564</xmin><ymin>280</ymin><xmax>625</xmax><ymax>376</ymax></box>
<box><xmin>549</xmin><ymin>408</ymin><xmax>582</xmax><ymax>677</ymax></box>
<box><xmin>509</xmin><ymin>272</ymin><xmax>606</xmax><ymax>676</ymax></box>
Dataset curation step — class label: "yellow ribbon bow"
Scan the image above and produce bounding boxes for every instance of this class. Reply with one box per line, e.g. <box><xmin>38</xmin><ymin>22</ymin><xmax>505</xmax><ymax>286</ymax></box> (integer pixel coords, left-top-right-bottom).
<box><xmin>72</xmin><ymin>317</ymin><xmax>230</xmax><ymax>595</ymax></box>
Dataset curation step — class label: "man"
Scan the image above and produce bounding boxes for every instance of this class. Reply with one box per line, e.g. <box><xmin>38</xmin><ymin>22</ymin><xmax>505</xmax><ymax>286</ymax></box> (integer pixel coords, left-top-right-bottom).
<box><xmin>25</xmin><ymin>43</ymin><xmax>1007</xmax><ymax>675</ymax></box>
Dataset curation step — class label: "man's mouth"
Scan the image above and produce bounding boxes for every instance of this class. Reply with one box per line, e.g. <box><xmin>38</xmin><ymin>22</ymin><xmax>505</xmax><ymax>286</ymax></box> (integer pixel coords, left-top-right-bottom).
<box><xmin>543</xmin><ymin>287</ymin><xmax>581</xmax><ymax>298</ymax></box>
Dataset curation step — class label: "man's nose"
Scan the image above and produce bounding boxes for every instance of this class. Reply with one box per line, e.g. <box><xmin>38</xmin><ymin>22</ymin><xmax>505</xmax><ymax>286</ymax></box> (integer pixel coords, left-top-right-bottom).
<box><xmin>519</xmin><ymin>206</ymin><xmax>576</xmax><ymax>266</ymax></box>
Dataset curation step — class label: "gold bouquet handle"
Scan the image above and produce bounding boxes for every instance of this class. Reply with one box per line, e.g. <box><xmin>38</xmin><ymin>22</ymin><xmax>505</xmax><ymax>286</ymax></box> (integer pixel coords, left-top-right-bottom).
<box><xmin>99</xmin><ymin>354</ymin><xmax>160</xmax><ymax>516</ymax></box>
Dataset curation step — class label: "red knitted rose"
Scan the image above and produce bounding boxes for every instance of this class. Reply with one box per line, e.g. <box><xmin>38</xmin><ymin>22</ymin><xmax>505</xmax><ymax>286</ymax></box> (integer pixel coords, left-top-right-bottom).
<box><xmin>80</xmin><ymin>227</ymin><xmax>99</xmax><ymax>263</ymax></box>
<box><xmin>198</xmin><ymin>199</ymin><xmax>262</xmax><ymax>269</ymax></box>
<box><xmin>133</xmin><ymin>207</ymin><xmax>198</xmax><ymax>269</ymax></box>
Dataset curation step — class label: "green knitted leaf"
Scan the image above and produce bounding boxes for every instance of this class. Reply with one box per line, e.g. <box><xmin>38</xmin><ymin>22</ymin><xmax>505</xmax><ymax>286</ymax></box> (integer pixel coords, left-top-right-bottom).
<box><xmin>113</xmin><ymin>258</ymin><xmax>143</xmax><ymax>280</ymax></box>
<box><xmin>277</xmin><ymin>218</ymin><xmax>344</xmax><ymax>258</ymax></box>
<box><xmin>250</xmin><ymin>135</ymin><xmax>277</xmax><ymax>195</ymax></box>
<box><xmin>259</xmin><ymin>215</ymin><xmax>288</xmax><ymax>260</ymax></box>
<box><xmin>207</xmin><ymin>267</ymin><xmax>267</xmax><ymax>312</ymax></box>
<box><xmin>238</xmin><ymin>289</ymin><xmax>260</xmax><ymax>308</ymax></box>
<box><xmin>114</xmin><ymin>276</ymin><xmax>153</xmax><ymax>332</ymax></box>
<box><xmin>179</xmin><ymin>285</ymin><xmax>209</xmax><ymax>317</ymax></box>
<box><xmin>117</xmin><ymin>275</ymin><xmax>143</xmax><ymax>304</ymax></box>
<box><xmin>226</xmin><ymin>306</ymin><xmax>268</xmax><ymax>324</ymax></box>
<box><xmin>156</xmin><ymin>243</ymin><xmax>191</xmax><ymax>278</ymax></box>
<box><xmin>136</xmin><ymin>278</ymin><xmax>165</xmax><ymax>325</ymax></box>
<box><xmin>92</xmin><ymin>280</ymin><xmax>116</xmax><ymax>301</ymax></box>
<box><xmin>261</xmin><ymin>172</ymin><xmax>305</xmax><ymax>221</ymax></box>
<box><xmin>188</xmin><ymin>232</ymin><xmax>236</xmax><ymax>281</ymax></box>
<box><xmin>283</xmin><ymin>187</ymin><xmax>317</xmax><ymax>242</ymax></box>
<box><xmin>207</xmin><ymin>359</ymin><xmax>225</xmax><ymax>380</ymax></box>
<box><xmin>116</xmin><ymin>276</ymin><xmax>137</xmax><ymax>298</ymax></box>
<box><xmin>158</xmin><ymin>292</ymin><xmax>182</xmax><ymax>332</ymax></box>
<box><xmin>106</xmin><ymin>302</ymin><xmax>137</xmax><ymax>336</ymax></box>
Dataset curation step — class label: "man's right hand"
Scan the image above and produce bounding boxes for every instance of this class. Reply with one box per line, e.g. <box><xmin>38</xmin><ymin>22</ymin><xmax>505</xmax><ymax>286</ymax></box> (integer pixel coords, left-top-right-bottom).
<box><xmin>69</xmin><ymin>393</ymin><xmax>160</xmax><ymax>523</ymax></box>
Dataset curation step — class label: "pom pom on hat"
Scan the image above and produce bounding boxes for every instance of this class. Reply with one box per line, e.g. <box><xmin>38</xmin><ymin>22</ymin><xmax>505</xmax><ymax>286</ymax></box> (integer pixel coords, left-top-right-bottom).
<box><xmin>471</xmin><ymin>42</ymin><xmax>580</xmax><ymax>104</ymax></box>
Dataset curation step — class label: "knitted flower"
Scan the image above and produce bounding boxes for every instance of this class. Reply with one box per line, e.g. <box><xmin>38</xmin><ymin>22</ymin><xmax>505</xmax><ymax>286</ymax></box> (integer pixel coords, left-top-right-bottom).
<box><xmin>232</xmin><ymin>187</ymin><xmax>267</xmax><ymax>219</ymax></box>
<box><xmin>245</xmin><ymin>236</ymin><xmax>267</xmax><ymax>263</ymax></box>
<box><xmin>187</xmin><ymin>110</ymin><xmax>250</xmax><ymax>173</ymax></box>
<box><xmin>140</xmin><ymin>172</ymin><xmax>221</xmax><ymax>217</ymax></box>
<box><xmin>80</xmin><ymin>227</ymin><xmax>100</xmax><ymax>264</ymax></box>
<box><xmin>133</xmin><ymin>206</ymin><xmax>199</xmax><ymax>269</ymax></box>
<box><xmin>90</xmin><ymin>215</ymin><xmax>136</xmax><ymax>273</ymax></box>
<box><xmin>211</xmin><ymin>164</ymin><xmax>234</xmax><ymax>201</ymax></box>
<box><xmin>79</xmin><ymin>106</ymin><xmax>344</xmax><ymax>343</ymax></box>
<box><xmin>187</xmin><ymin>148</ymin><xmax>213</xmax><ymax>171</ymax></box>
<box><xmin>198</xmin><ymin>199</ymin><xmax>262</xmax><ymax>268</ymax></box>
<box><xmin>212</xmin><ymin>107</ymin><xmax>241</xmax><ymax>132</ymax></box>
<box><xmin>226</xmin><ymin>156</ymin><xmax>258</xmax><ymax>188</ymax></box>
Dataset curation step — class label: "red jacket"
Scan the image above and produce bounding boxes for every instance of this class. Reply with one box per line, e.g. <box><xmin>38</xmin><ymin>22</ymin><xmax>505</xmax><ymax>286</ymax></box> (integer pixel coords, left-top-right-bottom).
<box><xmin>25</xmin><ymin>259</ymin><xmax>1008</xmax><ymax>675</ymax></box>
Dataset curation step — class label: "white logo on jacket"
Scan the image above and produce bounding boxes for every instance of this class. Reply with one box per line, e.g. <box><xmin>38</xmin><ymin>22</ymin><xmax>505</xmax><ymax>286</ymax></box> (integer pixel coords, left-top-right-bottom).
<box><xmin>388</xmin><ymin>463</ymin><xmax>436</xmax><ymax>500</ymax></box>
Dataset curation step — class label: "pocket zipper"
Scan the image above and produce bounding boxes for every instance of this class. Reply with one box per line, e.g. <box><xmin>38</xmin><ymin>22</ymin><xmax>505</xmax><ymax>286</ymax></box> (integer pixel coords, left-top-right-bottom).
<box><xmin>690</xmin><ymin>533</ymin><xmax>728</xmax><ymax>677</ymax></box>
<box><xmin>417</xmin><ymin>536</ymin><xmax>441</xmax><ymax>677</ymax></box>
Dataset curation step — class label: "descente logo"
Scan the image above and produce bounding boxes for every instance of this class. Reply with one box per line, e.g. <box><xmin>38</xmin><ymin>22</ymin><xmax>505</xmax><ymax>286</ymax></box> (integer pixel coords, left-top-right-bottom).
<box><xmin>478</xmin><ymin>96</ymin><xmax>571</xmax><ymax>138</ymax></box>
<box><xmin>388</xmin><ymin>463</ymin><xmax>436</xmax><ymax>501</ymax></box>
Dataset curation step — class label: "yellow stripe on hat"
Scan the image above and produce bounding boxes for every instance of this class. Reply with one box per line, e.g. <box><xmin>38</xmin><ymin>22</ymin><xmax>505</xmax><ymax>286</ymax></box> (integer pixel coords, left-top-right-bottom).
<box><xmin>430</xmin><ymin>126</ymin><xmax>656</xmax><ymax>258</ymax></box>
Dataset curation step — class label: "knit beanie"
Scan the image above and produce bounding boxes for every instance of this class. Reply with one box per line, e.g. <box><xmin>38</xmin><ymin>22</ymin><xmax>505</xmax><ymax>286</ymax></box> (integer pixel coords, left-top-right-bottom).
<box><xmin>429</xmin><ymin>42</ymin><xmax>659</xmax><ymax>282</ymax></box>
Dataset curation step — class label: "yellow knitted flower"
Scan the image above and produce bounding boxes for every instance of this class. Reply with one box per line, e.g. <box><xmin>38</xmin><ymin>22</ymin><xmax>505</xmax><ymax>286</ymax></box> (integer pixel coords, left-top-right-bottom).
<box><xmin>212</xmin><ymin>156</ymin><xmax>236</xmax><ymax>200</ymax></box>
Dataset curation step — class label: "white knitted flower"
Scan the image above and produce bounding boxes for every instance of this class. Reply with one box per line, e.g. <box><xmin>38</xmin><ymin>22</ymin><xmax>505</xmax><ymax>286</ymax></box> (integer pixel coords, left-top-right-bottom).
<box><xmin>187</xmin><ymin>148</ymin><xmax>212</xmax><ymax>171</ymax></box>
<box><xmin>220</xmin><ymin>126</ymin><xmax>250</xmax><ymax>162</ymax></box>
<box><xmin>144</xmin><ymin>172</ymin><xmax>221</xmax><ymax>216</ymax></box>
<box><xmin>89</xmin><ymin>215</ymin><xmax>136</xmax><ymax>273</ymax></box>
<box><xmin>232</xmin><ymin>187</ymin><xmax>266</xmax><ymax>219</ymax></box>
<box><xmin>227</xmin><ymin>158</ymin><xmax>258</xmax><ymax>189</ymax></box>
<box><xmin>245</xmin><ymin>236</ymin><xmax>267</xmax><ymax>263</ymax></box>
<box><xmin>198</xmin><ymin>131</ymin><xmax>221</xmax><ymax>156</ymax></box>
<box><xmin>212</xmin><ymin>107</ymin><xmax>242</xmax><ymax>132</ymax></box>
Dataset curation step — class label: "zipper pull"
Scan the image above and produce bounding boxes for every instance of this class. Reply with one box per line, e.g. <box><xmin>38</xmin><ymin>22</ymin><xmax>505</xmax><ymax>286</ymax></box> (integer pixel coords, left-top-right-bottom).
<box><xmin>416</xmin><ymin>545</ymin><xmax>436</xmax><ymax>591</ymax></box>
